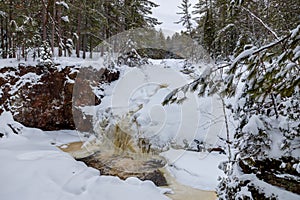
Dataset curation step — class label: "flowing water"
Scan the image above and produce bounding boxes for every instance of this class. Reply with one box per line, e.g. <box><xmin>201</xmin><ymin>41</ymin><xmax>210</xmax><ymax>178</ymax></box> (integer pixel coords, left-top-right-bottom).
<box><xmin>59</xmin><ymin>141</ymin><xmax>216</xmax><ymax>200</ymax></box>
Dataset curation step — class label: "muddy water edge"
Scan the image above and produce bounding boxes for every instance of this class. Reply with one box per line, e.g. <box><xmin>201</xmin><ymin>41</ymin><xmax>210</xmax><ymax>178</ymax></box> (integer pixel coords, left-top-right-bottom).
<box><xmin>59</xmin><ymin>142</ymin><xmax>217</xmax><ymax>200</ymax></box>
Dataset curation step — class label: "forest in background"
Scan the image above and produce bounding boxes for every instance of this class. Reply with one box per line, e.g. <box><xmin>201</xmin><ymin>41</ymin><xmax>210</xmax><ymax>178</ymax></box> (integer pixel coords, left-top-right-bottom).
<box><xmin>177</xmin><ymin>0</ymin><xmax>299</xmax><ymax>59</ymax></box>
<box><xmin>0</xmin><ymin>0</ymin><xmax>161</xmax><ymax>60</ymax></box>
<box><xmin>0</xmin><ymin>0</ymin><xmax>299</xmax><ymax>61</ymax></box>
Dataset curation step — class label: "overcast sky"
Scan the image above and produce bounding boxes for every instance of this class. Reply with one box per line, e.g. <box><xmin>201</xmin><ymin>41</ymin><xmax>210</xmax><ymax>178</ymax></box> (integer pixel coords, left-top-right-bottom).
<box><xmin>151</xmin><ymin>0</ymin><xmax>198</xmax><ymax>36</ymax></box>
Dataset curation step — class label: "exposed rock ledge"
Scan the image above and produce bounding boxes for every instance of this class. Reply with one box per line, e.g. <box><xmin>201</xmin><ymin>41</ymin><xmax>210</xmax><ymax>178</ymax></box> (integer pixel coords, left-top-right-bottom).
<box><xmin>77</xmin><ymin>152</ymin><xmax>168</xmax><ymax>187</ymax></box>
<box><xmin>0</xmin><ymin>64</ymin><xmax>119</xmax><ymax>131</ymax></box>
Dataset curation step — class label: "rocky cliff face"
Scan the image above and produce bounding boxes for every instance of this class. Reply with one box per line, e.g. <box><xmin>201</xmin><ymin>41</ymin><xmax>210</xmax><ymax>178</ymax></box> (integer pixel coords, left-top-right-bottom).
<box><xmin>0</xmin><ymin>64</ymin><xmax>119</xmax><ymax>131</ymax></box>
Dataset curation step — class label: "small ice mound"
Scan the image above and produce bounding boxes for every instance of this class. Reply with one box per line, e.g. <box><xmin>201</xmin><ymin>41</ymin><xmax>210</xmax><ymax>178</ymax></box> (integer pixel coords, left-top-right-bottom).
<box><xmin>60</xmin><ymin>144</ymin><xmax>68</xmax><ymax>149</ymax></box>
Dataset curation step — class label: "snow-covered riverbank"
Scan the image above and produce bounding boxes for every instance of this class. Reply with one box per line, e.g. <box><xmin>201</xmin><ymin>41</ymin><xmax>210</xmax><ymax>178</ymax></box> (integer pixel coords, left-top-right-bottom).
<box><xmin>0</xmin><ymin>112</ymin><xmax>170</xmax><ymax>200</ymax></box>
<box><xmin>161</xmin><ymin>148</ymin><xmax>227</xmax><ymax>191</ymax></box>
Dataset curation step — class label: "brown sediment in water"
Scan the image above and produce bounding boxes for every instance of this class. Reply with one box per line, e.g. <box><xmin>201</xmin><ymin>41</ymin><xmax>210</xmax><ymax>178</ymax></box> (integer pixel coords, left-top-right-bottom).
<box><xmin>161</xmin><ymin>168</ymin><xmax>216</xmax><ymax>200</ymax></box>
<box><xmin>59</xmin><ymin>141</ymin><xmax>84</xmax><ymax>153</ymax></box>
<box><xmin>58</xmin><ymin>141</ymin><xmax>102</xmax><ymax>158</ymax></box>
<box><xmin>59</xmin><ymin>141</ymin><xmax>216</xmax><ymax>200</ymax></box>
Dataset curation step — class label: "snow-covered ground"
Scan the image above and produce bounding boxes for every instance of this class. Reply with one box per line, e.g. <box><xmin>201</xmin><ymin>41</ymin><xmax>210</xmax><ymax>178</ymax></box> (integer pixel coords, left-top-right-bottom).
<box><xmin>0</xmin><ymin>112</ymin><xmax>170</xmax><ymax>200</ymax></box>
<box><xmin>0</xmin><ymin>54</ymin><xmax>105</xmax><ymax>70</ymax></box>
<box><xmin>161</xmin><ymin>149</ymin><xmax>227</xmax><ymax>191</ymax></box>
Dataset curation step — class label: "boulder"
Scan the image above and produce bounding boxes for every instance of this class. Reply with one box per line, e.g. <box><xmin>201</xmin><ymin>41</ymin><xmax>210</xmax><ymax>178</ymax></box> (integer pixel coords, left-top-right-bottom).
<box><xmin>77</xmin><ymin>153</ymin><xmax>168</xmax><ymax>186</ymax></box>
<box><xmin>0</xmin><ymin>65</ymin><xmax>119</xmax><ymax>131</ymax></box>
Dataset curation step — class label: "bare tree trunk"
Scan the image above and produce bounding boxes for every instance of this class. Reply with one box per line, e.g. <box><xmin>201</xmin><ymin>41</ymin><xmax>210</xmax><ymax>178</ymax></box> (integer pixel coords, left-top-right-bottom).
<box><xmin>5</xmin><ymin>18</ymin><xmax>9</xmax><ymax>58</ymax></box>
<box><xmin>89</xmin><ymin>36</ymin><xmax>93</xmax><ymax>59</ymax></box>
<box><xmin>51</xmin><ymin>0</ymin><xmax>56</xmax><ymax>55</ymax></box>
<box><xmin>64</xmin><ymin>38</ymin><xmax>67</xmax><ymax>57</ymax></box>
<box><xmin>22</xmin><ymin>39</ymin><xmax>25</xmax><ymax>60</ymax></box>
<box><xmin>82</xmin><ymin>33</ymin><xmax>86</xmax><ymax>59</ymax></box>
<box><xmin>42</xmin><ymin>0</ymin><xmax>47</xmax><ymax>41</ymax></box>
<box><xmin>57</xmin><ymin>4</ymin><xmax>62</xmax><ymax>57</ymax></box>
<box><xmin>8</xmin><ymin>0</ymin><xmax>14</xmax><ymax>58</ymax></box>
<box><xmin>76</xmin><ymin>4</ymin><xmax>81</xmax><ymax>58</ymax></box>
<box><xmin>221</xmin><ymin>97</ymin><xmax>232</xmax><ymax>162</ymax></box>
<box><xmin>1</xmin><ymin>17</ymin><xmax>5</xmax><ymax>58</ymax></box>
<box><xmin>82</xmin><ymin>14</ymin><xmax>87</xmax><ymax>59</ymax></box>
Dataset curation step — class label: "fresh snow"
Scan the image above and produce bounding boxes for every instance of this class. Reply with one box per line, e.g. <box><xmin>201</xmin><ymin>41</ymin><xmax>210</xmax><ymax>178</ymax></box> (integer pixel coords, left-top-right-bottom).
<box><xmin>241</xmin><ymin>115</ymin><xmax>265</xmax><ymax>135</ymax></box>
<box><xmin>237</xmin><ymin>173</ymin><xmax>300</xmax><ymax>200</ymax></box>
<box><xmin>161</xmin><ymin>148</ymin><xmax>227</xmax><ymax>191</ymax></box>
<box><xmin>9</xmin><ymin>72</ymin><xmax>42</xmax><ymax>95</ymax></box>
<box><xmin>1</xmin><ymin>54</ymin><xmax>298</xmax><ymax>199</ymax></box>
<box><xmin>90</xmin><ymin>59</ymin><xmax>227</xmax><ymax>148</ymax></box>
<box><xmin>56</xmin><ymin>1</ymin><xmax>69</xmax><ymax>9</ymax></box>
<box><xmin>44</xmin><ymin>130</ymin><xmax>88</xmax><ymax>146</ymax></box>
<box><xmin>0</xmin><ymin>112</ymin><xmax>169</xmax><ymax>200</ymax></box>
<box><xmin>76</xmin><ymin>59</ymin><xmax>229</xmax><ymax>192</ymax></box>
<box><xmin>0</xmin><ymin>57</ymin><xmax>230</xmax><ymax>199</ymax></box>
<box><xmin>61</xmin><ymin>16</ymin><xmax>70</xmax><ymax>23</ymax></box>
<box><xmin>0</xmin><ymin>52</ymin><xmax>105</xmax><ymax>70</ymax></box>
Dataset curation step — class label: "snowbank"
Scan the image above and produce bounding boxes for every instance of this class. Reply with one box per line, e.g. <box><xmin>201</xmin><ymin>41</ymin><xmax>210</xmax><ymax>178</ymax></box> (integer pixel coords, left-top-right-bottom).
<box><xmin>161</xmin><ymin>148</ymin><xmax>227</xmax><ymax>191</ymax></box>
<box><xmin>0</xmin><ymin>112</ymin><xmax>169</xmax><ymax>200</ymax></box>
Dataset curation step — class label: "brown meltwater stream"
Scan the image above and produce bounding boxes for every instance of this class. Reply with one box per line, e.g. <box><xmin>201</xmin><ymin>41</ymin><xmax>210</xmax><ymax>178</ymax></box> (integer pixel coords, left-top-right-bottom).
<box><xmin>161</xmin><ymin>167</ymin><xmax>217</xmax><ymax>200</ymax></box>
<box><xmin>59</xmin><ymin>141</ymin><xmax>216</xmax><ymax>200</ymax></box>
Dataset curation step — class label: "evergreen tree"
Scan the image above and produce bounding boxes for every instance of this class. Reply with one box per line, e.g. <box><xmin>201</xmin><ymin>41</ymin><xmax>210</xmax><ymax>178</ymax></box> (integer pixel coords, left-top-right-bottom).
<box><xmin>39</xmin><ymin>41</ymin><xmax>53</xmax><ymax>66</ymax></box>
<box><xmin>193</xmin><ymin>0</ymin><xmax>215</xmax><ymax>54</ymax></box>
<box><xmin>190</xmin><ymin>0</ymin><xmax>300</xmax><ymax>59</ymax></box>
<box><xmin>217</xmin><ymin>23</ymin><xmax>300</xmax><ymax>200</ymax></box>
<box><xmin>157</xmin><ymin>29</ymin><xmax>167</xmax><ymax>49</ymax></box>
<box><xmin>176</xmin><ymin>0</ymin><xmax>193</xmax><ymax>35</ymax></box>
<box><xmin>123</xmin><ymin>0</ymin><xmax>160</xmax><ymax>30</ymax></box>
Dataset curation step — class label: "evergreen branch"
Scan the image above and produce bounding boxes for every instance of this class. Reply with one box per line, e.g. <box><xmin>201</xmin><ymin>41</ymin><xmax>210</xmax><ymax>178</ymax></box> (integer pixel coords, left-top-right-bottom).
<box><xmin>252</xmin><ymin>35</ymin><xmax>289</xmax><ymax>55</ymax></box>
<box><xmin>241</xmin><ymin>6</ymin><xmax>279</xmax><ymax>40</ymax></box>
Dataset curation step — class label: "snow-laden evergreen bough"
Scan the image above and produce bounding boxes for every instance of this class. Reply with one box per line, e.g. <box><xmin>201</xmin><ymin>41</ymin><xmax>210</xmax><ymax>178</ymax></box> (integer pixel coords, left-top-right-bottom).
<box><xmin>163</xmin><ymin>25</ymin><xmax>300</xmax><ymax>199</ymax></box>
<box><xmin>217</xmin><ymin>24</ymin><xmax>300</xmax><ymax>200</ymax></box>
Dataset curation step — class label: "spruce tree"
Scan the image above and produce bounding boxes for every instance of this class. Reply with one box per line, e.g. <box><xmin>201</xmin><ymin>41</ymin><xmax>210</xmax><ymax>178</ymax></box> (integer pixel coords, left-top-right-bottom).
<box><xmin>39</xmin><ymin>41</ymin><xmax>53</xmax><ymax>66</ymax></box>
<box><xmin>193</xmin><ymin>0</ymin><xmax>215</xmax><ymax>54</ymax></box>
<box><xmin>176</xmin><ymin>0</ymin><xmax>193</xmax><ymax>35</ymax></box>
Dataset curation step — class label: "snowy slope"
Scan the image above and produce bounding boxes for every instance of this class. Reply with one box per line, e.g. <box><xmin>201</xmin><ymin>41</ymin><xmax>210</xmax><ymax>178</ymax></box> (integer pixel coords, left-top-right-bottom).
<box><xmin>0</xmin><ymin>112</ymin><xmax>169</xmax><ymax>200</ymax></box>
